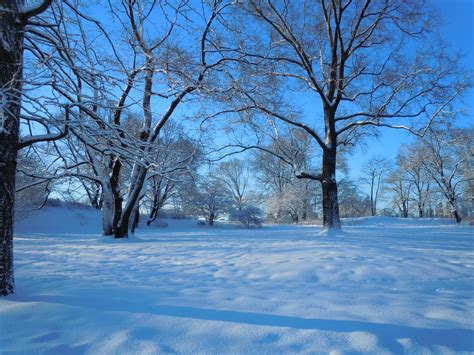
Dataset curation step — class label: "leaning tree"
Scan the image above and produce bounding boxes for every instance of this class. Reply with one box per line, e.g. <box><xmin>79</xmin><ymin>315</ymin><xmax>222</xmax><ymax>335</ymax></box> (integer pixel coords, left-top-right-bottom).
<box><xmin>221</xmin><ymin>0</ymin><xmax>468</xmax><ymax>230</ymax></box>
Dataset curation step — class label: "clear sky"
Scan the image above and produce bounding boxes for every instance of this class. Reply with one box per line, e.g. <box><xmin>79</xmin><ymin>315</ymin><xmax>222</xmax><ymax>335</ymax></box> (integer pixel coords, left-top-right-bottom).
<box><xmin>347</xmin><ymin>0</ymin><xmax>474</xmax><ymax>179</ymax></box>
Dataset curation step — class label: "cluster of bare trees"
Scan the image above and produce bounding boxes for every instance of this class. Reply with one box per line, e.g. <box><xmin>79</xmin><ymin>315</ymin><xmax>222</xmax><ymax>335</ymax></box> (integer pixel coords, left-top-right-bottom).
<box><xmin>358</xmin><ymin>125</ymin><xmax>473</xmax><ymax>221</ymax></box>
<box><xmin>1</xmin><ymin>0</ymin><xmax>232</xmax><ymax>295</ymax></box>
<box><xmin>387</xmin><ymin>124</ymin><xmax>473</xmax><ymax>221</ymax></box>
<box><xmin>1</xmin><ymin>0</ymin><xmax>470</xmax><ymax>296</ymax></box>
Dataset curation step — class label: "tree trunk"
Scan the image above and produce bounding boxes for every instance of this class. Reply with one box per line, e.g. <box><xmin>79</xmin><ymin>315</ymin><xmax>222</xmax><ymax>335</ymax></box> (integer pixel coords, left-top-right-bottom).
<box><xmin>147</xmin><ymin>199</ymin><xmax>159</xmax><ymax>226</ymax></box>
<box><xmin>449</xmin><ymin>199</ymin><xmax>462</xmax><ymax>223</ymax></box>
<box><xmin>370</xmin><ymin>175</ymin><xmax>376</xmax><ymax>216</ymax></box>
<box><xmin>321</xmin><ymin>149</ymin><xmax>341</xmax><ymax>230</ymax></box>
<box><xmin>115</xmin><ymin>166</ymin><xmax>147</xmax><ymax>238</ymax></box>
<box><xmin>452</xmin><ymin>209</ymin><xmax>462</xmax><ymax>223</ymax></box>
<box><xmin>110</xmin><ymin>158</ymin><xmax>123</xmax><ymax>235</ymax></box>
<box><xmin>130</xmin><ymin>205</ymin><xmax>140</xmax><ymax>235</ymax></box>
<box><xmin>208</xmin><ymin>212</ymin><xmax>215</xmax><ymax>226</ymax></box>
<box><xmin>0</xmin><ymin>2</ymin><xmax>25</xmax><ymax>296</ymax></box>
<box><xmin>146</xmin><ymin>192</ymin><xmax>164</xmax><ymax>226</ymax></box>
<box><xmin>402</xmin><ymin>202</ymin><xmax>409</xmax><ymax>218</ymax></box>
<box><xmin>101</xmin><ymin>182</ymin><xmax>115</xmax><ymax>236</ymax></box>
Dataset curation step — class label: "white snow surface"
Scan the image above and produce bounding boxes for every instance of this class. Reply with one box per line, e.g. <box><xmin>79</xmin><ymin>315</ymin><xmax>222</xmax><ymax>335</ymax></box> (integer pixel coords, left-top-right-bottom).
<box><xmin>1</xmin><ymin>207</ymin><xmax>473</xmax><ymax>354</ymax></box>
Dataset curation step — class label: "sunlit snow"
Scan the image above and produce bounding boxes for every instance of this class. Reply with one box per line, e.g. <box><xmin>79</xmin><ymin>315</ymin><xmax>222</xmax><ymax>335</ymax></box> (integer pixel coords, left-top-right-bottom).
<box><xmin>1</xmin><ymin>207</ymin><xmax>473</xmax><ymax>354</ymax></box>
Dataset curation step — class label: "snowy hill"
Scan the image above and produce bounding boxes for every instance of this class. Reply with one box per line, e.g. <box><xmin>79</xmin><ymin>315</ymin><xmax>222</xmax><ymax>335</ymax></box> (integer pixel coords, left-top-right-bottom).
<box><xmin>2</xmin><ymin>206</ymin><xmax>473</xmax><ymax>353</ymax></box>
<box><xmin>15</xmin><ymin>205</ymin><xmax>103</xmax><ymax>235</ymax></box>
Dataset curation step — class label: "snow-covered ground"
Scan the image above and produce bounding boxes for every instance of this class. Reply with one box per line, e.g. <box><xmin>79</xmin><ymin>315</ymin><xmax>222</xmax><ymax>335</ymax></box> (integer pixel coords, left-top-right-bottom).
<box><xmin>1</xmin><ymin>207</ymin><xmax>473</xmax><ymax>354</ymax></box>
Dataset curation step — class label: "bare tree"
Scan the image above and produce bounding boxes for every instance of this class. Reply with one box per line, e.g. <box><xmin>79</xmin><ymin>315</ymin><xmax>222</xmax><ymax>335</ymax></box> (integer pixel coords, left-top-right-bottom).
<box><xmin>190</xmin><ymin>175</ymin><xmax>229</xmax><ymax>226</ymax></box>
<box><xmin>386</xmin><ymin>164</ymin><xmax>412</xmax><ymax>218</ymax></box>
<box><xmin>398</xmin><ymin>144</ymin><xmax>432</xmax><ymax>218</ymax></box>
<box><xmin>338</xmin><ymin>178</ymin><xmax>371</xmax><ymax>218</ymax></box>
<box><xmin>110</xmin><ymin>0</ymin><xmax>233</xmax><ymax>238</ymax></box>
<box><xmin>418</xmin><ymin>124</ymin><xmax>473</xmax><ymax>223</ymax></box>
<box><xmin>221</xmin><ymin>0</ymin><xmax>467</xmax><ymax>231</ymax></box>
<box><xmin>215</xmin><ymin>159</ymin><xmax>250</xmax><ymax>212</ymax></box>
<box><xmin>24</xmin><ymin>0</ymin><xmax>234</xmax><ymax>238</ymax></box>
<box><xmin>362</xmin><ymin>157</ymin><xmax>390</xmax><ymax>216</ymax></box>
<box><xmin>144</xmin><ymin>125</ymin><xmax>201</xmax><ymax>226</ymax></box>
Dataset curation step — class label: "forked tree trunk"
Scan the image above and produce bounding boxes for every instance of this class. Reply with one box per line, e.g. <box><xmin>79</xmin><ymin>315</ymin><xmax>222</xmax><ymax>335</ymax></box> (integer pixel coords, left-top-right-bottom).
<box><xmin>147</xmin><ymin>199</ymin><xmax>161</xmax><ymax>226</ymax></box>
<box><xmin>0</xmin><ymin>1</ymin><xmax>25</xmax><ymax>296</ymax></box>
<box><xmin>115</xmin><ymin>166</ymin><xmax>147</xmax><ymax>238</ymax></box>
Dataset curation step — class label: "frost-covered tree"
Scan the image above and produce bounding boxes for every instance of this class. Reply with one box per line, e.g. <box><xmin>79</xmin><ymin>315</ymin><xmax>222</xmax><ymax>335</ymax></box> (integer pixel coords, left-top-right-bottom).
<box><xmin>386</xmin><ymin>163</ymin><xmax>412</xmax><ymax>218</ymax></box>
<box><xmin>397</xmin><ymin>145</ymin><xmax>432</xmax><ymax>218</ymax></box>
<box><xmin>338</xmin><ymin>178</ymin><xmax>371</xmax><ymax>218</ymax></box>
<box><xmin>24</xmin><ymin>0</ymin><xmax>233</xmax><ymax>238</ymax></box>
<box><xmin>189</xmin><ymin>175</ymin><xmax>229</xmax><ymax>226</ymax></box>
<box><xmin>250</xmin><ymin>128</ymin><xmax>319</xmax><ymax>221</ymax></box>
<box><xmin>15</xmin><ymin>149</ymin><xmax>53</xmax><ymax>212</ymax></box>
<box><xmin>418</xmin><ymin>125</ymin><xmax>473</xmax><ymax>223</ymax></box>
<box><xmin>222</xmin><ymin>0</ymin><xmax>468</xmax><ymax>231</ymax></box>
<box><xmin>145</xmin><ymin>125</ymin><xmax>202</xmax><ymax>226</ymax></box>
<box><xmin>229</xmin><ymin>205</ymin><xmax>263</xmax><ymax>228</ymax></box>
<box><xmin>215</xmin><ymin>159</ymin><xmax>250</xmax><ymax>212</ymax></box>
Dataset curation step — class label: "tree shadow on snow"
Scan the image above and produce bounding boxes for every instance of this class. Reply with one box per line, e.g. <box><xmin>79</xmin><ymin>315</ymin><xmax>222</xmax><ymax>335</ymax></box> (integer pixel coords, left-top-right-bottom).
<box><xmin>13</xmin><ymin>294</ymin><xmax>474</xmax><ymax>353</ymax></box>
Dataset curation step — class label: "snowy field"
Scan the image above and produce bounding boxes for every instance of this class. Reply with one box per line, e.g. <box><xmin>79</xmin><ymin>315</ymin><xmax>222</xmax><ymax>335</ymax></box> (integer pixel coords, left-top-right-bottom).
<box><xmin>1</xmin><ymin>208</ymin><xmax>474</xmax><ymax>354</ymax></box>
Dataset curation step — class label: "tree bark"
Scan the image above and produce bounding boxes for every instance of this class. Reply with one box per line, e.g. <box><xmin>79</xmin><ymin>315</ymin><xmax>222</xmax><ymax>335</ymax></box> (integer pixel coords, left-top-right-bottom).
<box><xmin>452</xmin><ymin>209</ymin><xmax>462</xmax><ymax>223</ymax></box>
<box><xmin>449</xmin><ymin>199</ymin><xmax>462</xmax><ymax>223</ymax></box>
<box><xmin>147</xmin><ymin>196</ymin><xmax>160</xmax><ymax>226</ymax></box>
<box><xmin>101</xmin><ymin>181</ymin><xmax>115</xmax><ymax>236</ymax></box>
<box><xmin>114</xmin><ymin>166</ymin><xmax>147</xmax><ymax>238</ymax></box>
<box><xmin>0</xmin><ymin>1</ymin><xmax>25</xmax><ymax>296</ymax></box>
<box><xmin>321</xmin><ymin>149</ymin><xmax>341</xmax><ymax>230</ymax></box>
<box><xmin>109</xmin><ymin>158</ymin><xmax>123</xmax><ymax>235</ymax></box>
<box><xmin>321</xmin><ymin>104</ymin><xmax>341</xmax><ymax>231</ymax></box>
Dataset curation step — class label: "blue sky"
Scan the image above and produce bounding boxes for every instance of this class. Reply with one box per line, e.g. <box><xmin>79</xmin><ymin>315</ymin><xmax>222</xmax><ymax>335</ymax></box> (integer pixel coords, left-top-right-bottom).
<box><xmin>347</xmin><ymin>0</ymin><xmax>474</xmax><ymax>178</ymax></box>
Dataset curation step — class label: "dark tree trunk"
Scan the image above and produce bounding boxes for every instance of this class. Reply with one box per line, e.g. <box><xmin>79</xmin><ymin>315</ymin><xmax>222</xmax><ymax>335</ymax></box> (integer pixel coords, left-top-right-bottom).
<box><xmin>130</xmin><ymin>207</ymin><xmax>140</xmax><ymax>234</ymax></box>
<box><xmin>0</xmin><ymin>1</ymin><xmax>25</xmax><ymax>296</ymax></box>
<box><xmin>110</xmin><ymin>158</ymin><xmax>122</xmax><ymax>236</ymax></box>
<box><xmin>402</xmin><ymin>204</ymin><xmax>409</xmax><ymax>218</ymax></box>
<box><xmin>321</xmin><ymin>149</ymin><xmax>341</xmax><ymax>230</ymax></box>
<box><xmin>208</xmin><ymin>213</ymin><xmax>215</xmax><ymax>226</ymax></box>
<box><xmin>370</xmin><ymin>174</ymin><xmax>376</xmax><ymax>216</ymax></box>
<box><xmin>449</xmin><ymin>199</ymin><xmax>462</xmax><ymax>223</ymax></box>
<box><xmin>147</xmin><ymin>200</ymin><xmax>159</xmax><ymax>226</ymax></box>
<box><xmin>452</xmin><ymin>209</ymin><xmax>462</xmax><ymax>223</ymax></box>
<box><xmin>115</xmin><ymin>167</ymin><xmax>147</xmax><ymax>238</ymax></box>
<box><xmin>146</xmin><ymin>193</ymin><xmax>164</xmax><ymax>226</ymax></box>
